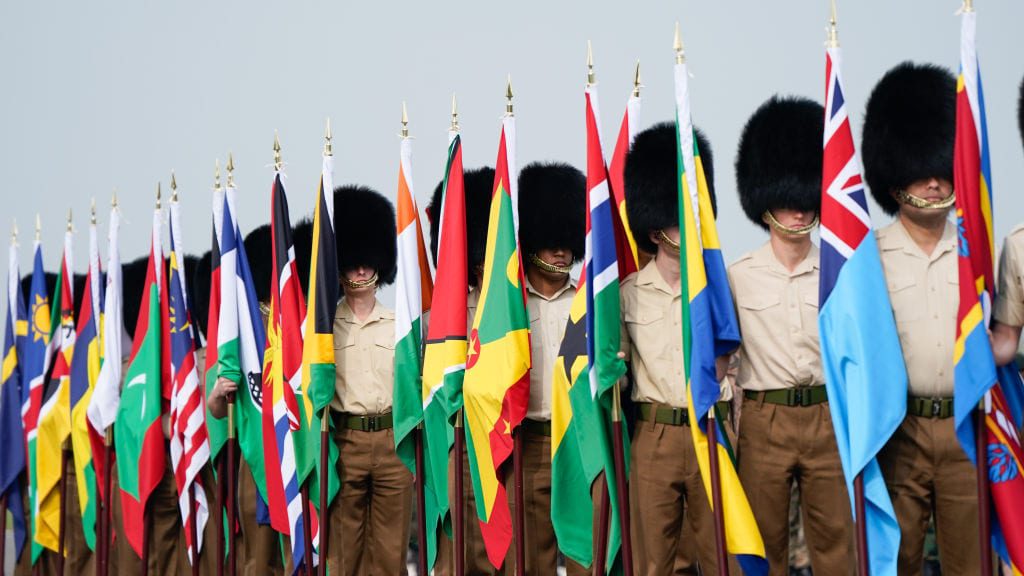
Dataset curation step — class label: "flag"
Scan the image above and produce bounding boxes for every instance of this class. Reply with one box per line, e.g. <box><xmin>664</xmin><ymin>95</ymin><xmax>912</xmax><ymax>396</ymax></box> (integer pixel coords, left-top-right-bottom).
<box><xmin>69</xmin><ymin>216</ymin><xmax>102</xmax><ymax>550</ymax></box>
<box><xmin>608</xmin><ymin>88</ymin><xmax>642</xmax><ymax>276</ymax></box>
<box><xmin>674</xmin><ymin>51</ymin><xmax>768</xmax><ymax>575</ymax></box>
<box><xmin>22</xmin><ymin>241</ymin><xmax>50</xmax><ymax>564</ymax></box>
<box><xmin>1</xmin><ymin>236</ymin><xmax>28</xmax><ymax>560</ymax></box>
<box><xmin>420</xmin><ymin>128</ymin><xmax>467</xmax><ymax>558</ymax></box>
<box><xmin>392</xmin><ymin>134</ymin><xmax>438</xmax><ymax>566</ymax></box>
<box><xmin>551</xmin><ymin>82</ymin><xmax>630</xmax><ymax>572</ymax></box>
<box><xmin>953</xmin><ymin>9</ymin><xmax>1024</xmax><ymax>570</ymax></box>
<box><xmin>463</xmin><ymin>115</ymin><xmax>530</xmax><ymax>568</ymax></box>
<box><xmin>88</xmin><ymin>202</ymin><xmax>124</xmax><ymax>505</ymax></box>
<box><xmin>204</xmin><ymin>186</ymin><xmax>227</xmax><ymax>461</ymax></box>
<box><xmin>297</xmin><ymin>151</ymin><xmax>340</xmax><ymax>515</ymax></box>
<box><xmin>169</xmin><ymin>195</ymin><xmax>212</xmax><ymax>563</ymax></box>
<box><xmin>114</xmin><ymin>206</ymin><xmax>167</xmax><ymax>556</ymax></box>
<box><xmin>35</xmin><ymin>226</ymin><xmax>75</xmax><ymax>553</ymax></box>
<box><xmin>261</xmin><ymin>172</ymin><xmax>318</xmax><ymax>571</ymax></box>
<box><xmin>818</xmin><ymin>41</ymin><xmax>908</xmax><ymax>576</ymax></box>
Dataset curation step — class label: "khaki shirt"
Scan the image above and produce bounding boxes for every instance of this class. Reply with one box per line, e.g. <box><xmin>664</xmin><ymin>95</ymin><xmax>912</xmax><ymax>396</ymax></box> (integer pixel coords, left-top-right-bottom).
<box><xmin>878</xmin><ymin>218</ymin><xmax>958</xmax><ymax>397</ymax></box>
<box><xmin>620</xmin><ymin>261</ymin><xmax>688</xmax><ymax>407</ymax></box>
<box><xmin>995</xmin><ymin>224</ymin><xmax>1024</xmax><ymax>327</ymax></box>
<box><xmin>729</xmin><ymin>242</ymin><xmax>823</xmax><ymax>391</ymax></box>
<box><xmin>525</xmin><ymin>277</ymin><xmax>576</xmax><ymax>421</ymax></box>
<box><xmin>467</xmin><ymin>286</ymin><xmax>480</xmax><ymax>333</ymax></box>
<box><xmin>331</xmin><ymin>297</ymin><xmax>396</xmax><ymax>415</ymax></box>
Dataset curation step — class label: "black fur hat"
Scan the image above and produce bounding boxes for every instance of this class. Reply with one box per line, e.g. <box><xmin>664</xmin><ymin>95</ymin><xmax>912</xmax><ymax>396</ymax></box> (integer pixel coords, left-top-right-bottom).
<box><xmin>426</xmin><ymin>167</ymin><xmax>495</xmax><ymax>288</ymax></box>
<box><xmin>334</xmin><ymin>185</ymin><xmax>397</xmax><ymax>286</ymax></box>
<box><xmin>121</xmin><ymin>256</ymin><xmax>150</xmax><ymax>334</ymax></box>
<box><xmin>72</xmin><ymin>273</ymin><xmax>87</xmax><ymax>316</ymax></box>
<box><xmin>735</xmin><ymin>96</ymin><xmax>825</xmax><ymax>230</ymax></box>
<box><xmin>1018</xmin><ymin>76</ymin><xmax>1024</xmax><ymax>151</ymax></box>
<box><xmin>192</xmin><ymin>250</ymin><xmax>212</xmax><ymax>340</ymax></box>
<box><xmin>517</xmin><ymin>162</ymin><xmax>586</xmax><ymax>262</ymax></box>
<box><xmin>862</xmin><ymin>61</ymin><xmax>956</xmax><ymax>216</ymax></box>
<box><xmin>624</xmin><ymin>122</ymin><xmax>717</xmax><ymax>254</ymax></box>
<box><xmin>243</xmin><ymin>224</ymin><xmax>272</xmax><ymax>304</ymax></box>
<box><xmin>20</xmin><ymin>271</ymin><xmax>57</xmax><ymax>317</ymax></box>
<box><xmin>291</xmin><ymin>217</ymin><xmax>314</xmax><ymax>296</ymax></box>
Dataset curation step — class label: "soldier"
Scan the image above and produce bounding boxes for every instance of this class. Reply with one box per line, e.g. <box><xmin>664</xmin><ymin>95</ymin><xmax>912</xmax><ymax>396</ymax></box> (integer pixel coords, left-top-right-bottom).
<box><xmin>325</xmin><ymin>184</ymin><xmax>411</xmax><ymax>575</ymax></box>
<box><xmin>729</xmin><ymin>95</ymin><xmax>854</xmax><ymax>575</ymax></box>
<box><xmin>991</xmin><ymin>78</ymin><xmax>1024</xmax><ymax>366</ymax></box>
<box><xmin>621</xmin><ymin>122</ymin><xmax>736</xmax><ymax>574</ymax></box>
<box><xmin>500</xmin><ymin>162</ymin><xmax>585</xmax><ymax>574</ymax></box>
<box><xmin>862</xmin><ymin>62</ymin><xmax>977</xmax><ymax>575</ymax></box>
<box><xmin>428</xmin><ymin>167</ymin><xmax>499</xmax><ymax>576</ymax></box>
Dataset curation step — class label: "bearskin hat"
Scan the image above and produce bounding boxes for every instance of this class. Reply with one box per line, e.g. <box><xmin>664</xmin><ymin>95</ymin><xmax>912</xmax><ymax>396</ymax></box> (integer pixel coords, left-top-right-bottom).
<box><xmin>291</xmin><ymin>217</ymin><xmax>314</xmax><ymax>296</ymax></box>
<box><xmin>20</xmin><ymin>271</ymin><xmax>56</xmax><ymax>318</ymax></box>
<box><xmin>192</xmin><ymin>251</ymin><xmax>212</xmax><ymax>340</ymax></box>
<box><xmin>72</xmin><ymin>273</ymin><xmax>87</xmax><ymax>317</ymax></box>
<box><xmin>735</xmin><ymin>96</ymin><xmax>824</xmax><ymax>229</ymax></box>
<box><xmin>243</xmin><ymin>224</ymin><xmax>272</xmax><ymax>304</ymax></box>
<box><xmin>517</xmin><ymin>162</ymin><xmax>586</xmax><ymax>262</ymax></box>
<box><xmin>426</xmin><ymin>167</ymin><xmax>495</xmax><ymax>287</ymax></box>
<box><xmin>334</xmin><ymin>185</ymin><xmax>397</xmax><ymax>286</ymax></box>
<box><xmin>624</xmin><ymin>122</ymin><xmax>717</xmax><ymax>254</ymax></box>
<box><xmin>1018</xmin><ymin>76</ymin><xmax>1024</xmax><ymax>151</ymax></box>
<box><xmin>862</xmin><ymin>62</ymin><xmax>956</xmax><ymax>216</ymax></box>
<box><xmin>121</xmin><ymin>256</ymin><xmax>150</xmax><ymax>334</ymax></box>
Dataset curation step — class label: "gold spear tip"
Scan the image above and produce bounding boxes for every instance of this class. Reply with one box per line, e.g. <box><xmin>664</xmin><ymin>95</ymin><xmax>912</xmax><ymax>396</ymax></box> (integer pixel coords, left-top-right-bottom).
<box><xmin>156</xmin><ymin>181</ymin><xmax>162</xmax><ymax>209</ymax></box>
<box><xmin>214</xmin><ymin>158</ymin><xmax>222</xmax><ymax>190</ymax></box>
<box><xmin>111</xmin><ymin>189</ymin><xmax>118</xmax><ymax>208</ymax></box>
<box><xmin>11</xmin><ymin>220</ymin><xmax>17</xmax><ymax>244</ymax></box>
<box><xmin>35</xmin><ymin>214</ymin><xmax>41</xmax><ymax>241</ymax></box>
<box><xmin>67</xmin><ymin>208</ymin><xmax>73</xmax><ymax>231</ymax></box>
<box><xmin>273</xmin><ymin>132</ymin><xmax>282</xmax><ymax>169</ymax></box>
<box><xmin>633</xmin><ymin>60</ymin><xmax>643</xmax><ymax>96</ymax></box>
<box><xmin>450</xmin><ymin>93</ymin><xmax>460</xmax><ymax>130</ymax></box>
<box><xmin>91</xmin><ymin>197</ymin><xmax>97</xmax><ymax>224</ymax></box>
<box><xmin>587</xmin><ymin>40</ymin><xmax>595</xmax><ymax>85</ymax></box>
<box><xmin>963</xmin><ymin>0</ymin><xmax>974</xmax><ymax>13</ymax></box>
<box><xmin>505</xmin><ymin>74</ymin><xmax>514</xmax><ymax>114</ymax></box>
<box><xmin>828</xmin><ymin>0</ymin><xmax>840</xmax><ymax>48</ymax></box>
<box><xmin>324</xmin><ymin>118</ymin><xmax>333</xmax><ymax>156</ymax></box>
<box><xmin>401</xmin><ymin>101</ymin><xmax>410</xmax><ymax>138</ymax></box>
<box><xmin>170</xmin><ymin>170</ymin><xmax>178</xmax><ymax>201</ymax></box>
<box><xmin>674</xmin><ymin>22</ymin><xmax>685</xmax><ymax>64</ymax></box>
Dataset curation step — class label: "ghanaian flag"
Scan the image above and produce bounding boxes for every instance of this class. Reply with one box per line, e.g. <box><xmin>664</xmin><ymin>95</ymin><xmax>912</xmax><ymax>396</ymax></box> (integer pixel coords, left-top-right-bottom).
<box><xmin>463</xmin><ymin>116</ymin><xmax>530</xmax><ymax>568</ymax></box>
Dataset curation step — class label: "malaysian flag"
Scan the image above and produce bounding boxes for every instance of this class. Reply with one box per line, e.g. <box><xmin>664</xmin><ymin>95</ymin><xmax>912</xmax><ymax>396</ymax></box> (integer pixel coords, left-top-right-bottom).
<box><xmin>818</xmin><ymin>25</ymin><xmax>907</xmax><ymax>575</ymax></box>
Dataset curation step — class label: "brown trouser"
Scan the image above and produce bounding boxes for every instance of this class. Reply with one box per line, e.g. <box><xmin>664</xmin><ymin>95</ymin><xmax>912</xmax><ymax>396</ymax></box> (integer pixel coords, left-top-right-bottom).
<box><xmin>737</xmin><ymin>398</ymin><xmax>854</xmax><ymax>576</ymax></box>
<box><xmin>110</xmin><ymin>461</ymin><xmax>179</xmax><ymax>575</ymax></box>
<box><xmin>629</xmin><ymin>417</ymin><xmax>739</xmax><ymax>575</ymax></box>
<box><xmin>502</xmin><ymin>429</ymin><xmax>557</xmax><ymax>574</ymax></box>
<box><xmin>62</xmin><ymin>464</ymin><xmax>95</xmax><ymax>575</ymax></box>
<box><xmin>237</xmin><ymin>457</ymin><xmax>284</xmax><ymax>576</ymax></box>
<box><xmin>173</xmin><ymin>465</ymin><xmax>221</xmax><ymax>576</ymax></box>
<box><xmin>436</xmin><ymin>446</ymin><xmax>504</xmax><ymax>575</ymax></box>
<box><xmin>327</xmin><ymin>426</ymin><xmax>412</xmax><ymax>576</ymax></box>
<box><xmin>878</xmin><ymin>414</ymin><xmax>980</xmax><ymax>576</ymax></box>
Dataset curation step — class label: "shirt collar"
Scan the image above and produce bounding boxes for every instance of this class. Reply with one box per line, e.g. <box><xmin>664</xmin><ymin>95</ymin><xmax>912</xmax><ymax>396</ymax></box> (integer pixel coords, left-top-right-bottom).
<box><xmin>889</xmin><ymin>217</ymin><xmax>957</xmax><ymax>262</ymax></box>
<box><xmin>338</xmin><ymin>297</ymin><xmax>389</xmax><ymax>325</ymax></box>
<box><xmin>636</xmin><ymin>259</ymin><xmax>680</xmax><ymax>297</ymax></box>
<box><xmin>525</xmin><ymin>275</ymin><xmax>576</xmax><ymax>302</ymax></box>
<box><xmin>750</xmin><ymin>241</ymin><xmax>820</xmax><ymax>277</ymax></box>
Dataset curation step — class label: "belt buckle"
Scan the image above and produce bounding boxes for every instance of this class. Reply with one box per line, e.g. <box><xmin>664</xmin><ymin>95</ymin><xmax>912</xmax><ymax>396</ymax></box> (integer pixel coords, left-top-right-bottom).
<box><xmin>930</xmin><ymin>399</ymin><xmax>942</xmax><ymax>418</ymax></box>
<box><xmin>792</xmin><ymin>388</ymin><xmax>804</xmax><ymax>407</ymax></box>
<box><xmin>368</xmin><ymin>415</ymin><xmax>377</xmax><ymax>431</ymax></box>
<box><xmin>672</xmin><ymin>407</ymin><xmax>684</xmax><ymax>426</ymax></box>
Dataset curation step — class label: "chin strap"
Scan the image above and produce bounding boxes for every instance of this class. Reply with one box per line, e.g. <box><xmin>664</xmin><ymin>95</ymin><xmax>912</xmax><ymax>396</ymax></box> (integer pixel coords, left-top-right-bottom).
<box><xmin>343</xmin><ymin>271</ymin><xmax>379</xmax><ymax>290</ymax></box>
<box><xmin>895</xmin><ymin>189</ymin><xmax>956</xmax><ymax>210</ymax></box>
<box><xmin>528</xmin><ymin>253</ymin><xmax>572</xmax><ymax>275</ymax></box>
<box><xmin>656</xmin><ymin>230</ymin><xmax>681</xmax><ymax>253</ymax></box>
<box><xmin>763</xmin><ymin>210</ymin><xmax>819</xmax><ymax>236</ymax></box>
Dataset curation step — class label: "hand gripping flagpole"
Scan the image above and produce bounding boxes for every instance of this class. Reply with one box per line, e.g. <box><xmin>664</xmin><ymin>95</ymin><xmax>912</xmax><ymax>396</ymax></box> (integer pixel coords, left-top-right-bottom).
<box><xmin>317</xmin><ymin>119</ymin><xmax>333</xmax><ymax>576</ymax></box>
<box><xmin>449</xmin><ymin>94</ymin><xmax>468</xmax><ymax>576</ymax></box>
<box><xmin>222</xmin><ymin>157</ymin><xmax>239</xmax><ymax>576</ymax></box>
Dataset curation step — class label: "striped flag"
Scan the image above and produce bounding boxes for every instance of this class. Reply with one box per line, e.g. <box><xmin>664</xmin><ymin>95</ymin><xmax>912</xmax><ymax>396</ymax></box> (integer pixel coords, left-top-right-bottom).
<box><xmin>392</xmin><ymin>134</ymin><xmax>438</xmax><ymax>565</ymax></box>
<box><xmin>297</xmin><ymin>147</ymin><xmax>341</xmax><ymax>516</ymax></box>
<box><xmin>69</xmin><ymin>215</ymin><xmax>102</xmax><ymax>550</ymax></box>
<box><xmin>463</xmin><ymin>114</ymin><xmax>531</xmax><ymax>568</ymax></box>
<box><xmin>35</xmin><ymin>225</ymin><xmax>74</xmax><ymax>553</ymax></box>
<box><xmin>87</xmin><ymin>202</ymin><xmax>124</xmax><ymax>506</ymax></box>
<box><xmin>953</xmin><ymin>8</ymin><xmax>1024</xmax><ymax>570</ymax></box>
<box><xmin>608</xmin><ymin>86</ymin><xmax>642</xmax><ymax>275</ymax></box>
<box><xmin>818</xmin><ymin>38</ymin><xmax>907</xmax><ymax>575</ymax></box>
<box><xmin>674</xmin><ymin>46</ymin><xmax>768</xmax><ymax>575</ymax></box>
<box><xmin>203</xmin><ymin>186</ymin><xmax>227</xmax><ymax>460</ymax></box>
<box><xmin>169</xmin><ymin>194</ymin><xmax>212</xmax><ymax>563</ymax></box>
<box><xmin>420</xmin><ymin>127</ymin><xmax>467</xmax><ymax>559</ymax></box>
<box><xmin>22</xmin><ymin>241</ymin><xmax>50</xmax><ymax>564</ymax></box>
<box><xmin>261</xmin><ymin>172</ymin><xmax>318</xmax><ymax>571</ymax></box>
<box><xmin>1</xmin><ymin>234</ymin><xmax>28</xmax><ymax>560</ymax></box>
<box><xmin>114</xmin><ymin>206</ymin><xmax>168</xmax><ymax>556</ymax></box>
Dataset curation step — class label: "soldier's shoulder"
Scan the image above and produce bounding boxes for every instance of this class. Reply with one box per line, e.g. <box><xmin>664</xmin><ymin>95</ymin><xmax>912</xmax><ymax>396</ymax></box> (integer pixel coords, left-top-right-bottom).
<box><xmin>727</xmin><ymin>249</ymin><xmax>759</xmax><ymax>275</ymax></box>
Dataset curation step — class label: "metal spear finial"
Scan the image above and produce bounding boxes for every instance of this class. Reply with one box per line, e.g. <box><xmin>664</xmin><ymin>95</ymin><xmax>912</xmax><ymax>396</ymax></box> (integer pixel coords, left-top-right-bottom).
<box><xmin>170</xmin><ymin>170</ymin><xmax>178</xmax><ymax>202</ymax></box>
<box><xmin>963</xmin><ymin>0</ymin><xmax>974</xmax><ymax>13</ymax></box>
<box><xmin>226</xmin><ymin>153</ymin><xmax>235</xmax><ymax>188</ymax></box>
<box><xmin>401</xmin><ymin>101</ymin><xmax>410</xmax><ymax>139</ymax></box>
<box><xmin>828</xmin><ymin>0</ymin><xmax>840</xmax><ymax>48</ymax></box>
<box><xmin>505</xmin><ymin>75</ymin><xmax>514</xmax><ymax>116</ymax></box>
<box><xmin>112</xmin><ymin>190</ymin><xmax>118</xmax><ymax>208</ymax></box>
<box><xmin>674</xmin><ymin>22</ymin><xmax>685</xmax><ymax>64</ymax></box>
<box><xmin>450</xmin><ymin>93</ymin><xmax>460</xmax><ymax>131</ymax></box>
<box><xmin>91</xmin><ymin>198</ymin><xmax>97</xmax><ymax>224</ymax></box>
<box><xmin>67</xmin><ymin>208</ymin><xmax>73</xmax><ymax>232</ymax></box>
<box><xmin>587</xmin><ymin>40</ymin><xmax>595</xmax><ymax>85</ymax></box>
<box><xmin>324</xmin><ymin>118</ymin><xmax>333</xmax><ymax>157</ymax></box>
<box><xmin>633</xmin><ymin>60</ymin><xmax>643</xmax><ymax>97</ymax></box>
<box><xmin>215</xmin><ymin>159</ymin><xmax>222</xmax><ymax>191</ymax></box>
<box><xmin>12</xmin><ymin>220</ymin><xmax>17</xmax><ymax>245</ymax></box>
<box><xmin>156</xmin><ymin>182</ymin><xmax>162</xmax><ymax>209</ymax></box>
<box><xmin>35</xmin><ymin>214</ymin><xmax>41</xmax><ymax>242</ymax></box>
<box><xmin>273</xmin><ymin>132</ymin><xmax>282</xmax><ymax>171</ymax></box>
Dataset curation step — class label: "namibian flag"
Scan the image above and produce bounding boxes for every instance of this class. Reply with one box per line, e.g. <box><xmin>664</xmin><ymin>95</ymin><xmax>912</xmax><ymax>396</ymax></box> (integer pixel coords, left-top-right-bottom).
<box><xmin>35</xmin><ymin>225</ymin><xmax>75</xmax><ymax>553</ymax></box>
<box><xmin>953</xmin><ymin>8</ymin><xmax>1024</xmax><ymax>570</ymax></box>
<box><xmin>463</xmin><ymin>115</ymin><xmax>531</xmax><ymax>568</ymax></box>
<box><xmin>420</xmin><ymin>128</ymin><xmax>467</xmax><ymax>560</ymax></box>
<box><xmin>1</xmin><ymin>236</ymin><xmax>28</xmax><ymax>561</ymax></box>
<box><xmin>22</xmin><ymin>240</ymin><xmax>51</xmax><ymax>564</ymax></box>
<box><xmin>69</xmin><ymin>216</ymin><xmax>102</xmax><ymax>550</ymax></box>
<box><xmin>674</xmin><ymin>44</ymin><xmax>767</xmax><ymax>575</ymax></box>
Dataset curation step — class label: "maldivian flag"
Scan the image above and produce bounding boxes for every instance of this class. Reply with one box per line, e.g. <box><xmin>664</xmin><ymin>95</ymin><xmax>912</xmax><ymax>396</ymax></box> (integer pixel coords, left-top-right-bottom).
<box><xmin>69</xmin><ymin>216</ymin><xmax>102</xmax><ymax>550</ymax></box>
<box><xmin>261</xmin><ymin>172</ymin><xmax>318</xmax><ymax>571</ymax></box>
<box><xmin>1</xmin><ymin>236</ymin><xmax>28</xmax><ymax>560</ymax></box>
<box><xmin>22</xmin><ymin>241</ymin><xmax>51</xmax><ymax>564</ymax></box>
<box><xmin>204</xmin><ymin>186</ymin><xmax>227</xmax><ymax>461</ymax></box>
<box><xmin>552</xmin><ymin>81</ymin><xmax>629</xmax><ymax>572</ymax></box>
<box><xmin>674</xmin><ymin>50</ymin><xmax>767</xmax><ymax>575</ymax></box>
<box><xmin>420</xmin><ymin>128</ymin><xmax>466</xmax><ymax>555</ymax></box>
<box><xmin>608</xmin><ymin>85</ymin><xmax>641</xmax><ymax>276</ymax></box>
<box><xmin>88</xmin><ymin>202</ymin><xmax>124</xmax><ymax>506</ymax></box>
<box><xmin>297</xmin><ymin>151</ymin><xmax>340</xmax><ymax>515</ymax></box>
<box><xmin>114</xmin><ymin>207</ymin><xmax>167</xmax><ymax>557</ymax></box>
<box><xmin>393</xmin><ymin>134</ymin><xmax>438</xmax><ymax>564</ymax></box>
<box><xmin>35</xmin><ymin>226</ymin><xmax>74</xmax><ymax>553</ymax></box>
<box><xmin>819</xmin><ymin>39</ymin><xmax>907</xmax><ymax>576</ymax></box>
<box><xmin>953</xmin><ymin>8</ymin><xmax>1024</xmax><ymax>570</ymax></box>
<box><xmin>463</xmin><ymin>115</ymin><xmax>531</xmax><ymax>568</ymax></box>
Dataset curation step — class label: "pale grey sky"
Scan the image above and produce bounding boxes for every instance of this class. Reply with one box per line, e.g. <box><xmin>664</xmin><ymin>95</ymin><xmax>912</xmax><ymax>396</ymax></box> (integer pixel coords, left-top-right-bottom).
<box><xmin>2</xmin><ymin>0</ymin><xmax>1023</xmax><ymax>317</ymax></box>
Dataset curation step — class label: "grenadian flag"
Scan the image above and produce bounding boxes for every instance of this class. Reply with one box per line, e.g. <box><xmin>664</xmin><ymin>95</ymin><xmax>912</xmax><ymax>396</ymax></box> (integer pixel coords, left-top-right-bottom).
<box><xmin>953</xmin><ymin>7</ymin><xmax>1024</xmax><ymax>570</ymax></box>
<box><xmin>22</xmin><ymin>239</ymin><xmax>51</xmax><ymax>564</ymax></box>
<box><xmin>69</xmin><ymin>214</ymin><xmax>103</xmax><ymax>550</ymax></box>
<box><xmin>463</xmin><ymin>113</ymin><xmax>531</xmax><ymax>569</ymax></box>
<box><xmin>1</xmin><ymin>233</ymin><xmax>28</xmax><ymax>561</ymax></box>
<box><xmin>818</xmin><ymin>35</ymin><xmax>906</xmax><ymax>576</ymax></box>
<box><xmin>674</xmin><ymin>40</ymin><xmax>768</xmax><ymax>575</ymax></box>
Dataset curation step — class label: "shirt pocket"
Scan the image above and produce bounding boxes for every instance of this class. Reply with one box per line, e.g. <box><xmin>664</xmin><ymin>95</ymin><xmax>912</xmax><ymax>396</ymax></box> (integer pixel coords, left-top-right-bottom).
<box><xmin>887</xmin><ymin>273</ymin><xmax>921</xmax><ymax>323</ymax></box>
<box><xmin>372</xmin><ymin>332</ymin><xmax>396</xmax><ymax>384</ymax></box>
<box><xmin>624</xmin><ymin>309</ymin><xmax>668</xmax><ymax>365</ymax></box>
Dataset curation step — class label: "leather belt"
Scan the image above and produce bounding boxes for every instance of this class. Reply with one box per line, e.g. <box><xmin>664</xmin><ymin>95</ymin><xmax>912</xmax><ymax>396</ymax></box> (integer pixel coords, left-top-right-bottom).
<box><xmin>744</xmin><ymin>386</ymin><xmax>828</xmax><ymax>407</ymax></box>
<box><xmin>636</xmin><ymin>402</ymin><xmax>731</xmax><ymax>426</ymax></box>
<box><xmin>907</xmin><ymin>396</ymin><xmax>954</xmax><ymax>419</ymax></box>
<box><xmin>521</xmin><ymin>418</ymin><xmax>551</xmax><ymax>437</ymax></box>
<box><xmin>332</xmin><ymin>412</ymin><xmax>394</xmax><ymax>431</ymax></box>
